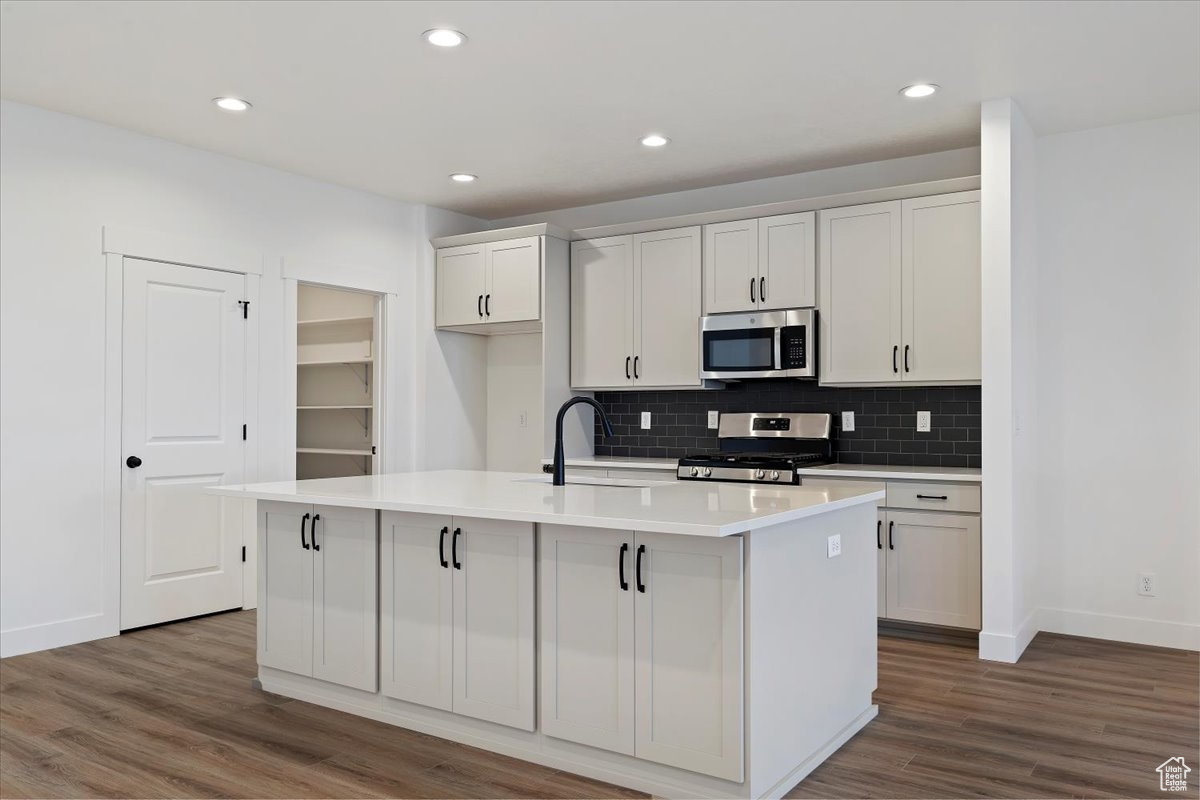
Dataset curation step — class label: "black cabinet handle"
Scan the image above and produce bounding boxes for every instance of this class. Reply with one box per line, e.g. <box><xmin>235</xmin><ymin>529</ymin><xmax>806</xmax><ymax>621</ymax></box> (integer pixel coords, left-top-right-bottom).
<box><xmin>485</xmin><ymin>294</ymin><xmax>491</xmax><ymax>316</ymax></box>
<box><xmin>125</xmin><ymin>455</ymin><xmax>142</xmax><ymax>468</ymax></box>
<box><xmin>635</xmin><ymin>544</ymin><xmax>646</xmax><ymax>593</ymax></box>
<box><xmin>877</xmin><ymin>519</ymin><xmax>882</xmax><ymax>550</ymax></box>
<box><xmin>760</xmin><ymin>276</ymin><xmax>766</xmax><ymax>304</ymax></box>
<box><xmin>904</xmin><ymin>344</ymin><xmax>910</xmax><ymax>372</ymax></box>
<box><xmin>750</xmin><ymin>278</ymin><xmax>756</xmax><ymax>304</ymax></box>
<box><xmin>301</xmin><ymin>512</ymin><xmax>311</xmax><ymax>550</ymax></box>
<box><xmin>477</xmin><ymin>294</ymin><xmax>483</xmax><ymax>317</ymax></box>
<box><xmin>893</xmin><ymin>345</ymin><xmax>899</xmax><ymax>373</ymax></box>
<box><xmin>625</xmin><ymin>356</ymin><xmax>631</xmax><ymax>380</ymax></box>
<box><xmin>452</xmin><ymin>527</ymin><xmax>462</xmax><ymax>569</ymax></box>
<box><xmin>618</xmin><ymin>542</ymin><xmax>629</xmax><ymax>591</ymax></box>
<box><xmin>633</xmin><ymin>356</ymin><xmax>640</xmax><ymax>380</ymax></box>
<box><xmin>888</xmin><ymin>520</ymin><xmax>895</xmax><ymax>550</ymax></box>
<box><xmin>439</xmin><ymin>526</ymin><xmax>449</xmax><ymax>568</ymax></box>
<box><xmin>311</xmin><ymin>514</ymin><xmax>321</xmax><ymax>551</ymax></box>
<box><xmin>916</xmin><ymin>494</ymin><xmax>949</xmax><ymax>501</ymax></box>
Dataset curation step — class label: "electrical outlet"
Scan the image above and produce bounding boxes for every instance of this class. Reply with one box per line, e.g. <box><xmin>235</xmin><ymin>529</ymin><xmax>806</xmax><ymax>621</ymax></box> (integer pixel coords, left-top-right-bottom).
<box><xmin>827</xmin><ymin>534</ymin><xmax>842</xmax><ymax>558</ymax></box>
<box><xmin>708</xmin><ymin>410</ymin><xmax>720</xmax><ymax>429</ymax></box>
<box><xmin>841</xmin><ymin>411</ymin><xmax>855</xmax><ymax>432</ymax></box>
<box><xmin>916</xmin><ymin>411</ymin><xmax>931</xmax><ymax>432</ymax></box>
<box><xmin>1138</xmin><ymin>572</ymin><xmax>1156</xmax><ymax>597</ymax></box>
<box><xmin>641</xmin><ymin>411</ymin><xmax>652</xmax><ymax>430</ymax></box>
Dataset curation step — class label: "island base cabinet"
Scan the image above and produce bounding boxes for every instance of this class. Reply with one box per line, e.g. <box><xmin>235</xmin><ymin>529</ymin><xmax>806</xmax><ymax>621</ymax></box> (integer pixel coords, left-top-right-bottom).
<box><xmin>381</xmin><ymin>512</ymin><xmax>536</xmax><ymax>732</ymax></box>
<box><xmin>257</xmin><ymin>501</ymin><xmax>377</xmax><ymax>692</ymax></box>
<box><xmin>539</xmin><ymin>526</ymin><xmax>743</xmax><ymax>782</ymax></box>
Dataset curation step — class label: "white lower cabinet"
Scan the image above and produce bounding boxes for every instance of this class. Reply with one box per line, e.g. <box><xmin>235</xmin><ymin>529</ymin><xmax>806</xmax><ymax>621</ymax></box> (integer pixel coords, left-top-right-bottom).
<box><xmin>539</xmin><ymin>526</ymin><xmax>744</xmax><ymax>782</ymax></box>
<box><xmin>258</xmin><ymin>501</ymin><xmax>377</xmax><ymax>691</ymax></box>
<box><xmin>381</xmin><ymin>512</ymin><xmax>535</xmax><ymax>731</ymax></box>
<box><xmin>883</xmin><ymin>510</ymin><xmax>981</xmax><ymax>629</ymax></box>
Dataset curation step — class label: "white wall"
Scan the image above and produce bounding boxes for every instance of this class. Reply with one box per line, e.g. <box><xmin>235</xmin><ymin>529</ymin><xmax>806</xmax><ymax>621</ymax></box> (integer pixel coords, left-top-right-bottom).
<box><xmin>1035</xmin><ymin>113</ymin><xmax>1200</xmax><ymax>650</ymax></box>
<box><xmin>0</xmin><ymin>100</ymin><xmax>439</xmax><ymax>656</ymax></box>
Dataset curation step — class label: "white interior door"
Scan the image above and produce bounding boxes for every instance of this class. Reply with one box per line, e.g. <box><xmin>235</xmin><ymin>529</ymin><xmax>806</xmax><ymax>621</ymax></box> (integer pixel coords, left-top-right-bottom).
<box><xmin>121</xmin><ymin>258</ymin><xmax>245</xmax><ymax>629</ymax></box>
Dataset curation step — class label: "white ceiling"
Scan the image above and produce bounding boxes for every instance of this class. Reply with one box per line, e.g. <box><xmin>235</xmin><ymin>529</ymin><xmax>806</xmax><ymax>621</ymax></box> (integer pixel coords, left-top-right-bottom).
<box><xmin>2</xmin><ymin>1</ymin><xmax>1197</xmax><ymax>219</ymax></box>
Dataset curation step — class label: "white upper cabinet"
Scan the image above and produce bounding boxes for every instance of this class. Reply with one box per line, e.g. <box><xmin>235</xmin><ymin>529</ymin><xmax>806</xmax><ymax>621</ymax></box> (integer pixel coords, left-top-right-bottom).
<box><xmin>436</xmin><ymin>236</ymin><xmax>541</xmax><ymax>330</ymax></box>
<box><xmin>819</xmin><ymin>191</ymin><xmax>980</xmax><ymax>385</ymax></box>
<box><xmin>703</xmin><ymin>212</ymin><xmax>815</xmax><ymax>314</ymax></box>
<box><xmin>572</xmin><ymin>226</ymin><xmax>701</xmax><ymax>390</ymax></box>
<box><xmin>901</xmin><ymin>193</ymin><xmax>982</xmax><ymax>382</ymax></box>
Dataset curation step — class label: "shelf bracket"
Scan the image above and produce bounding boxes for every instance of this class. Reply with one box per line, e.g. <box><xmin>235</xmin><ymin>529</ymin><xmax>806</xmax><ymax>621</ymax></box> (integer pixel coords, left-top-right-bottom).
<box><xmin>351</xmin><ymin>407</ymin><xmax>370</xmax><ymax>435</ymax></box>
<box><xmin>342</xmin><ymin>362</ymin><xmax>369</xmax><ymax>389</ymax></box>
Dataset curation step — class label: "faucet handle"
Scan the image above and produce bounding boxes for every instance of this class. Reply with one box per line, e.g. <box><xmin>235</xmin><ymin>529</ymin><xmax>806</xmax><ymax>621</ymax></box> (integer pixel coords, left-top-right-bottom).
<box><xmin>542</xmin><ymin>463</ymin><xmax>554</xmax><ymax>474</ymax></box>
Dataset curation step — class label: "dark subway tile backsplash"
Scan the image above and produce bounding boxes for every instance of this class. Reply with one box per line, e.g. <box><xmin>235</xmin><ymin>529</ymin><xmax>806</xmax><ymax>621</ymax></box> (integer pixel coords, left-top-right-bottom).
<box><xmin>593</xmin><ymin>381</ymin><xmax>981</xmax><ymax>469</ymax></box>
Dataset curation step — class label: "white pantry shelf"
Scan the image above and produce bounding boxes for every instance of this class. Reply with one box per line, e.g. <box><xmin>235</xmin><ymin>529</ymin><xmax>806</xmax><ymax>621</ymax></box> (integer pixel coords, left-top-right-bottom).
<box><xmin>297</xmin><ymin>315</ymin><xmax>374</xmax><ymax>327</ymax></box>
<box><xmin>297</xmin><ymin>357</ymin><xmax>373</xmax><ymax>367</ymax></box>
<box><xmin>297</xmin><ymin>405</ymin><xmax>372</xmax><ymax>410</ymax></box>
<box><xmin>296</xmin><ymin>447</ymin><xmax>373</xmax><ymax>456</ymax></box>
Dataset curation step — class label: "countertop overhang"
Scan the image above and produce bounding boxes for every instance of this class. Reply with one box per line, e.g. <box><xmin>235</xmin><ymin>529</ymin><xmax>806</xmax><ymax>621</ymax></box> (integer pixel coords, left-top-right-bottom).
<box><xmin>212</xmin><ymin>470</ymin><xmax>884</xmax><ymax>537</ymax></box>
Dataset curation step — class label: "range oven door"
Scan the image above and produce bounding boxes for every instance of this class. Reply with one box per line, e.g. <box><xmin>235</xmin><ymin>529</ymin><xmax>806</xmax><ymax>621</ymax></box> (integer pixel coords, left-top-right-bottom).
<box><xmin>699</xmin><ymin>309</ymin><xmax>815</xmax><ymax>379</ymax></box>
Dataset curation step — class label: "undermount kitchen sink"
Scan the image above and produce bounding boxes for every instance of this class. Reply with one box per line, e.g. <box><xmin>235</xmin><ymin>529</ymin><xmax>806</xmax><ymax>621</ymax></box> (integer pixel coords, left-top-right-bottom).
<box><xmin>515</xmin><ymin>475</ymin><xmax>671</xmax><ymax>489</ymax></box>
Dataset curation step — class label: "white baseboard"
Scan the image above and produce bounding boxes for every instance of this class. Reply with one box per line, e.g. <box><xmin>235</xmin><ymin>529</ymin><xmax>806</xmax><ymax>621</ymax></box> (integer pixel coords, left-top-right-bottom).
<box><xmin>977</xmin><ymin>607</ymin><xmax>1040</xmax><ymax>663</ymax></box>
<box><xmin>0</xmin><ymin>612</ymin><xmax>117</xmax><ymax>658</ymax></box>
<box><xmin>1039</xmin><ymin>607</ymin><xmax>1200</xmax><ymax>652</ymax></box>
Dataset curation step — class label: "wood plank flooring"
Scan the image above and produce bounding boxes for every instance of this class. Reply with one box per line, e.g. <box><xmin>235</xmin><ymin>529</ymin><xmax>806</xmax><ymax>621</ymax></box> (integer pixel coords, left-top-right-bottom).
<box><xmin>1</xmin><ymin>610</ymin><xmax>1196</xmax><ymax>799</ymax></box>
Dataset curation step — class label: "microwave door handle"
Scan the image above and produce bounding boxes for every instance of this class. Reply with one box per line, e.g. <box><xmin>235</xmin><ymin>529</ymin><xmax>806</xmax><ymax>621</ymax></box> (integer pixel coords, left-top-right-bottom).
<box><xmin>774</xmin><ymin>326</ymin><xmax>783</xmax><ymax>370</ymax></box>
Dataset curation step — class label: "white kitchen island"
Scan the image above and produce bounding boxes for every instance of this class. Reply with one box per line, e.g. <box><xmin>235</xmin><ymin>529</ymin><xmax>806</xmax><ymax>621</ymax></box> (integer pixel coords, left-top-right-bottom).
<box><xmin>213</xmin><ymin>470</ymin><xmax>885</xmax><ymax>800</ymax></box>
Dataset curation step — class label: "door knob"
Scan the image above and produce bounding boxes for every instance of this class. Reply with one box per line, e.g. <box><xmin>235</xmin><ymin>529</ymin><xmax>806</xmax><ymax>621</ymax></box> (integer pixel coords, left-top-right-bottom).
<box><xmin>126</xmin><ymin>456</ymin><xmax>142</xmax><ymax>468</ymax></box>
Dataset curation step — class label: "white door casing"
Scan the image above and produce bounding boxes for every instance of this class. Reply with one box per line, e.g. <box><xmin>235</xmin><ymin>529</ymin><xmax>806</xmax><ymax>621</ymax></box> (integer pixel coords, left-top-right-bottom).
<box><xmin>120</xmin><ymin>257</ymin><xmax>245</xmax><ymax>629</ymax></box>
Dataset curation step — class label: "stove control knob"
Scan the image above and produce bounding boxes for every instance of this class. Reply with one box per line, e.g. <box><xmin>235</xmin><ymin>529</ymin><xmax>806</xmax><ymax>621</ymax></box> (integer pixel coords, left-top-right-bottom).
<box><xmin>702</xmin><ymin>467</ymin><xmax>712</xmax><ymax>477</ymax></box>
<box><xmin>754</xmin><ymin>469</ymin><xmax>765</xmax><ymax>480</ymax></box>
<box><xmin>771</xmin><ymin>470</ymin><xmax>780</xmax><ymax>481</ymax></box>
<box><xmin>690</xmin><ymin>467</ymin><xmax>700</xmax><ymax>478</ymax></box>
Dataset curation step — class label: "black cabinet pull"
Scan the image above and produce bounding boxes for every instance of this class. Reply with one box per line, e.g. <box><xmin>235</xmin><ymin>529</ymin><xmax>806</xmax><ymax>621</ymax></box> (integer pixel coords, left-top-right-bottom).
<box><xmin>452</xmin><ymin>527</ymin><xmax>462</xmax><ymax>569</ymax></box>
<box><xmin>311</xmin><ymin>514</ymin><xmax>321</xmax><ymax>551</ymax></box>
<box><xmin>125</xmin><ymin>455</ymin><xmax>142</xmax><ymax>468</ymax></box>
<box><xmin>625</xmin><ymin>356</ymin><xmax>631</xmax><ymax>380</ymax></box>
<box><xmin>438</xmin><ymin>526</ymin><xmax>449</xmax><ymax>568</ymax></box>
<box><xmin>618</xmin><ymin>542</ymin><xmax>629</xmax><ymax>591</ymax></box>
<box><xmin>888</xmin><ymin>520</ymin><xmax>895</xmax><ymax>550</ymax></box>
<box><xmin>892</xmin><ymin>345</ymin><xmax>899</xmax><ymax>373</ymax></box>
<box><xmin>485</xmin><ymin>294</ymin><xmax>491</xmax><ymax>316</ymax></box>
<box><xmin>916</xmin><ymin>494</ymin><xmax>949</xmax><ymax>501</ymax></box>
<box><xmin>904</xmin><ymin>344</ymin><xmax>910</xmax><ymax>372</ymax></box>
<box><xmin>635</xmin><ymin>544</ymin><xmax>646</xmax><ymax>593</ymax></box>
<box><xmin>633</xmin><ymin>356</ymin><xmax>640</xmax><ymax>380</ymax></box>
<box><xmin>877</xmin><ymin>519</ymin><xmax>882</xmax><ymax>550</ymax></box>
<box><xmin>301</xmin><ymin>512</ymin><xmax>311</xmax><ymax>550</ymax></box>
<box><xmin>750</xmin><ymin>278</ymin><xmax>756</xmax><ymax>303</ymax></box>
<box><xmin>477</xmin><ymin>294</ymin><xmax>483</xmax><ymax>317</ymax></box>
<box><xmin>760</xmin><ymin>276</ymin><xmax>766</xmax><ymax>304</ymax></box>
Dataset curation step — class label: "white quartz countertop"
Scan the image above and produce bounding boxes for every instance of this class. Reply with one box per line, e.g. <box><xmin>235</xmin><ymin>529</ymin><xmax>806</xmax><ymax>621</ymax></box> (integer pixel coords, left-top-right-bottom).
<box><xmin>796</xmin><ymin>463</ymin><xmax>982</xmax><ymax>482</ymax></box>
<box><xmin>212</xmin><ymin>470</ymin><xmax>884</xmax><ymax>537</ymax></box>
<box><xmin>540</xmin><ymin>455</ymin><xmax>679</xmax><ymax>471</ymax></box>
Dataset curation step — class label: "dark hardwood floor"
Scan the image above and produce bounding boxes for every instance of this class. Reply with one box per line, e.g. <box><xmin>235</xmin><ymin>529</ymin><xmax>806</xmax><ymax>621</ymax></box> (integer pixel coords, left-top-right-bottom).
<box><xmin>1</xmin><ymin>610</ymin><xmax>1196</xmax><ymax>799</ymax></box>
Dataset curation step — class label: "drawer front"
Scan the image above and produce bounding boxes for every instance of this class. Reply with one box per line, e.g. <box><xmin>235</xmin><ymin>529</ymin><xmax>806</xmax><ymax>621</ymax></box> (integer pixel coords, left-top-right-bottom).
<box><xmin>800</xmin><ymin>477</ymin><xmax>885</xmax><ymax>493</ymax></box>
<box><xmin>886</xmin><ymin>482</ymin><xmax>980</xmax><ymax>513</ymax></box>
<box><xmin>606</xmin><ymin>468</ymin><xmax>677</xmax><ymax>482</ymax></box>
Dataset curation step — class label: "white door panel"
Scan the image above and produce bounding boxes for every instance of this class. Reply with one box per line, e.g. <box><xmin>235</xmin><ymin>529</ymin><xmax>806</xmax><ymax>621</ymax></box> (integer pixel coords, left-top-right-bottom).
<box><xmin>885</xmin><ymin>511</ymin><xmax>981</xmax><ymax>629</ymax></box>
<box><xmin>703</xmin><ymin>219</ymin><xmax>758</xmax><ymax>314</ymax></box>
<box><xmin>759</xmin><ymin>212</ymin><xmax>816</xmax><ymax>310</ymax></box>
<box><xmin>121</xmin><ymin>258</ymin><xmax>244</xmax><ymax>629</ymax></box>
<box><xmin>258</xmin><ymin>502</ymin><xmax>313</xmax><ymax>676</ymax></box>
<box><xmin>633</xmin><ymin>227</ymin><xmax>701</xmax><ymax>388</ymax></box>
<box><xmin>436</xmin><ymin>244</ymin><xmax>486</xmax><ymax>327</ymax></box>
<box><xmin>311</xmin><ymin>505</ymin><xmax>377</xmax><ymax>691</ymax></box>
<box><xmin>571</xmin><ymin>237</ymin><xmax>634</xmax><ymax>388</ymax></box>
<box><xmin>485</xmin><ymin>237</ymin><xmax>541</xmax><ymax>323</ymax></box>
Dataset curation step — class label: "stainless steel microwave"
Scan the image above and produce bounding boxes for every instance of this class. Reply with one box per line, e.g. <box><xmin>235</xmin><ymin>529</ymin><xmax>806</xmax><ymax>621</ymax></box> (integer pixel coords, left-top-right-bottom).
<box><xmin>699</xmin><ymin>308</ymin><xmax>816</xmax><ymax>380</ymax></box>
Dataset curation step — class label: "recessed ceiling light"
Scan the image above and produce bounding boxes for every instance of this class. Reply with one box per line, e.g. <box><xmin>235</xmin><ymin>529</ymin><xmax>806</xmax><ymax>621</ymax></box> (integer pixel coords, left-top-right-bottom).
<box><xmin>640</xmin><ymin>134</ymin><xmax>670</xmax><ymax>147</ymax></box>
<box><xmin>449</xmin><ymin>173</ymin><xmax>477</xmax><ymax>183</ymax></box>
<box><xmin>213</xmin><ymin>97</ymin><xmax>251</xmax><ymax>112</ymax></box>
<box><xmin>900</xmin><ymin>83</ymin><xmax>939</xmax><ymax>99</ymax></box>
<box><xmin>424</xmin><ymin>28</ymin><xmax>466</xmax><ymax>47</ymax></box>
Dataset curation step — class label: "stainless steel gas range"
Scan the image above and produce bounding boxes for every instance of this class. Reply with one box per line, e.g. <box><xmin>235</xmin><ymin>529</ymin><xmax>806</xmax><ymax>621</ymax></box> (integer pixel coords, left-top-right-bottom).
<box><xmin>676</xmin><ymin>412</ymin><xmax>833</xmax><ymax>484</ymax></box>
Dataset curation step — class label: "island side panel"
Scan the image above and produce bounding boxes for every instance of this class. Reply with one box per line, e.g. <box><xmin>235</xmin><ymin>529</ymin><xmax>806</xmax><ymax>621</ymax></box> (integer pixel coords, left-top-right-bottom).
<box><xmin>743</xmin><ymin>501</ymin><xmax>879</xmax><ymax>798</ymax></box>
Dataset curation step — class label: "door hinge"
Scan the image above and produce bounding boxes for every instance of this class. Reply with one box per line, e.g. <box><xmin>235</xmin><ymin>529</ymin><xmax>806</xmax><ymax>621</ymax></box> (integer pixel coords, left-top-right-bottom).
<box><xmin>242</xmin><ymin>423</ymin><xmax>247</xmax><ymax>441</ymax></box>
<box><xmin>237</xmin><ymin>300</ymin><xmax>250</xmax><ymax>319</ymax></box>
<box><xmin>241</xmin><ymin>546</ymin><xmax>246</xmax><ymax>563</ymax></box>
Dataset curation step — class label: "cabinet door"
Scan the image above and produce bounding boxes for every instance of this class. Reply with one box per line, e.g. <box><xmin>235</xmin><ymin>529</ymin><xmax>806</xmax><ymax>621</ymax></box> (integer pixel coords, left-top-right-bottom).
<box><xmin>571</xmin><ymin>236</ymin><xmax>634</xmax><ymax>388</ymax></box>
<box><xmin>380</xmin><ymin>512</ymin><xmax>453</xmax><ymax>710</ymax></box>
<box><xmin>436</xmin><ymin>243</ymin><xmax>486</xmax><ymax>327</ymax></box>
<box><xmin>877</xmin><ymin>511</ymin><xmax>888</xmax><ymax>619</ymax></box>
<box><xmin>452</xmin><ymin>517</ymin><xmax>536</xmax><ymax>730</ymax></box>
<box><xmin>759</xmin><ymin>212</ymin><xmax>816</xmax><ymax>310</ymax></box>
<box><xmin>901</xmin><ymin>192</ymin><xmax>982</xmax><ymax>382</ymax></box>
<box><xmin>818</xmin><ymin>201</ymin><xmax>902</xmax><ymax>384</ymax></box>
<box><xmin>485</xmin><ymin>236</ymin><xmax>541</xmax><ymax>324</ymax></box>
<box><xmin>257</xmin><ymin>502</ymin><xmax>313</xmax><ymax>677</ymax></box>
<box><xmin>633</xmin><ymin>227</ymin><xmax>702</xmax><ymax>388</ymax></box>
<box><xmin>311</xmin><ymin>505</ymin><xmax>378</xmax><ymax>691</ymax></box>
<box><xmin>634</xmin><ymin>532</ymin><xmax>743</xmax><ymax>782</ymax></box>
<box><xmin>539</xmin><ymin>526</ymin><xmax>635</xmax><ymax>755</ymax></box>
<box><xmin>885</xmin><ymin>511</ymin><xmax>981</xmax><ymax>629</ymax></box>
<box><xmin>703</xmin><ymin>219</ymin><xmax>758</xmax><ymax>314</ymax></box>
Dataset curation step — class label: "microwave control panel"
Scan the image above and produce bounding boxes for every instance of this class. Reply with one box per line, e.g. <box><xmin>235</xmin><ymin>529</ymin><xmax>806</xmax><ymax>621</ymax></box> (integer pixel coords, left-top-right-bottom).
<box><xmin>780</xmin><ymin>325</ymin><xmax>807</xmax><ymax>369</ymax></box>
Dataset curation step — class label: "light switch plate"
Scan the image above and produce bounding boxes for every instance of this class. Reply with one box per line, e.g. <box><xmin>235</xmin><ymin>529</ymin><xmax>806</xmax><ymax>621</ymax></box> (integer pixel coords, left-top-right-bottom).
<box><xmin>916</xmin><ymin>411</ymin><xmax>931</xmax><ymax>432</ymax></box>
<box><xmin>708</xmin><ymin>410</ymin><xmax>719</xmax><ymax>429</ymax></box>
<box><xmin>641</xmin><ymin>411</ymin><xmax>652</xmax><ymax>430</ymax></box>
<box><xmin>841</xmin><ymin>411</ymin><xmax>855</xmax><ymax>432</ymax></box>
<box><xmin>827</xmin><ymin>534</ymin><xmax>842</xmax><ymax>558</ymax></box>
